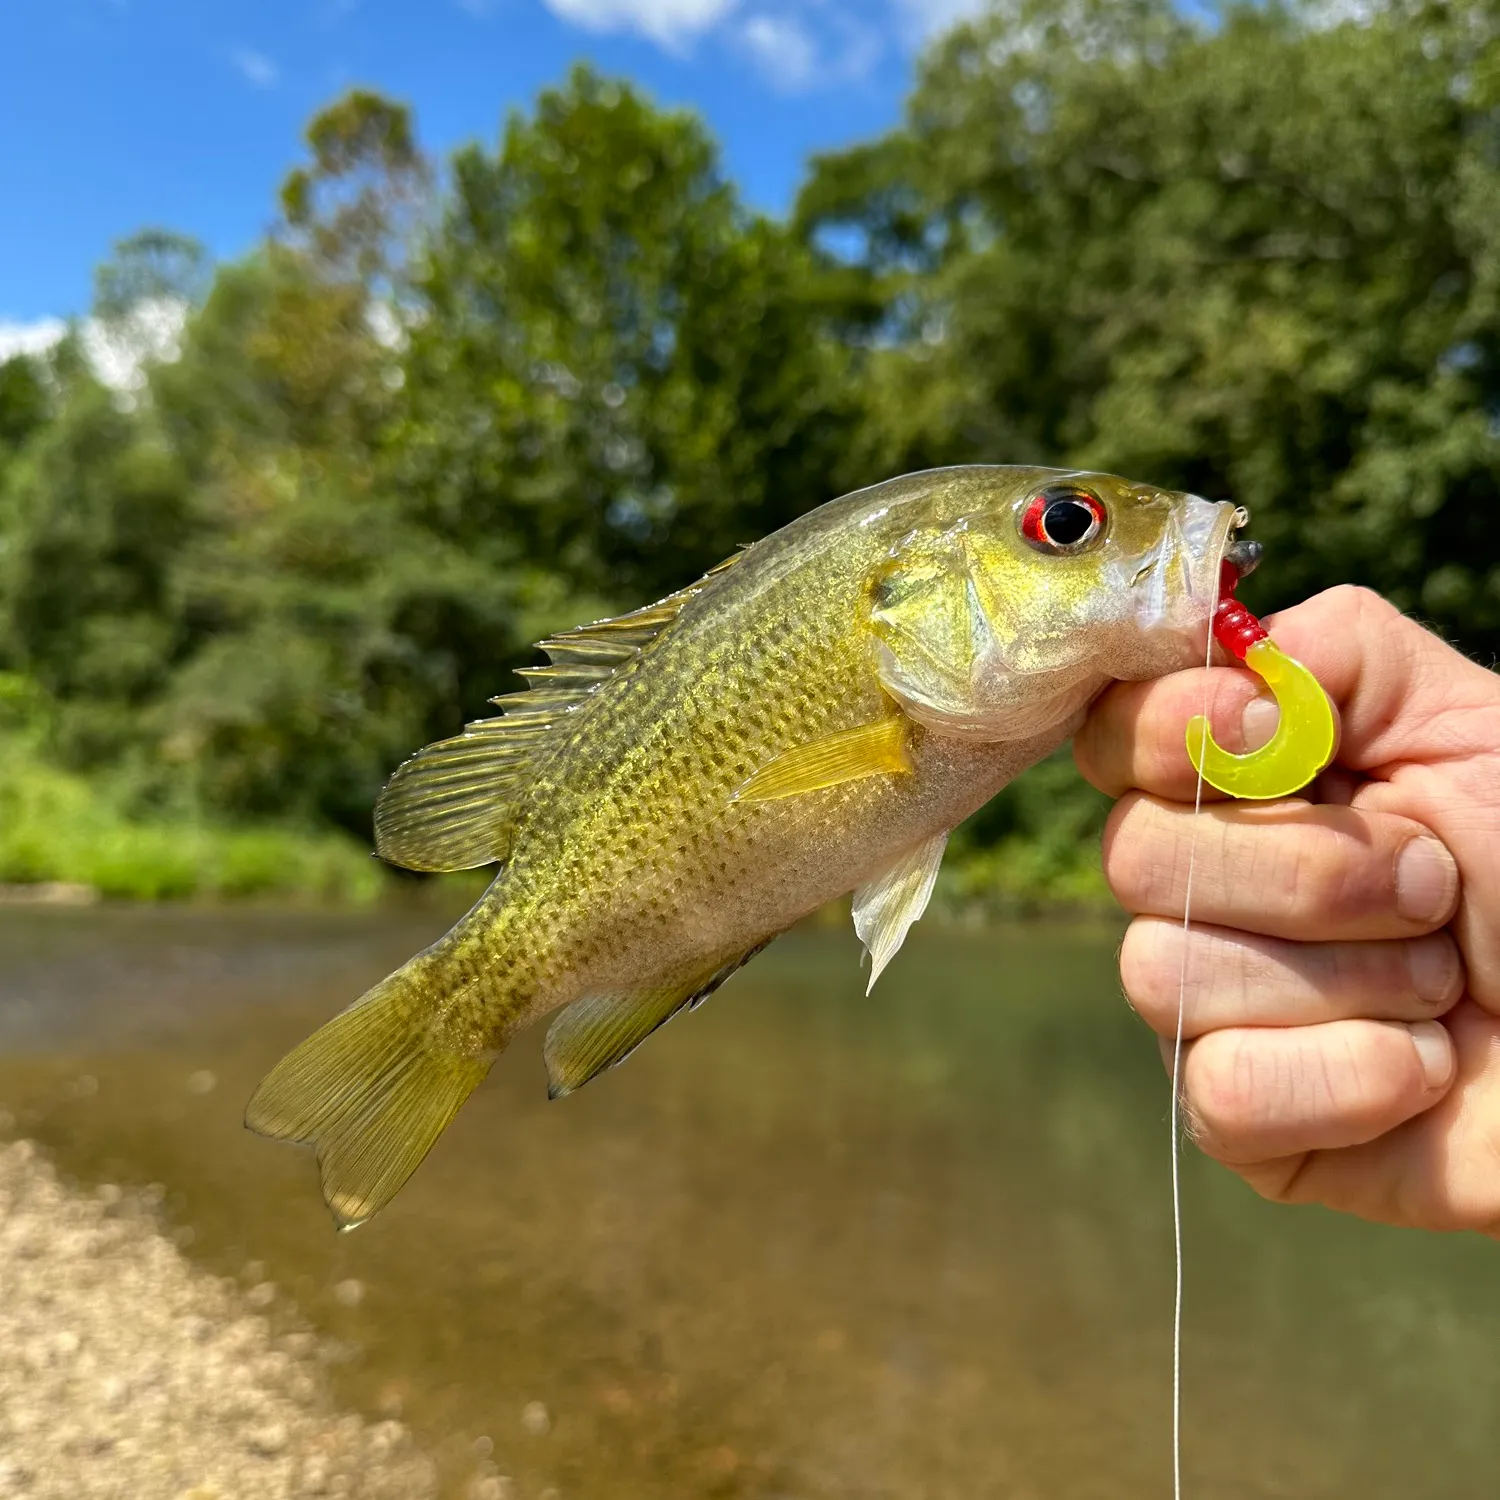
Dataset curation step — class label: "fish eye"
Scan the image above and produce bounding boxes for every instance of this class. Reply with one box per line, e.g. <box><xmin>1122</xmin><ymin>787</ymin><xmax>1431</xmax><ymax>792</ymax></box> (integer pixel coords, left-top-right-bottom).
<box><xmin>1019</xmin><ymin>486</ymin><xmax>1107</xmax><ymax>555</ymax></box>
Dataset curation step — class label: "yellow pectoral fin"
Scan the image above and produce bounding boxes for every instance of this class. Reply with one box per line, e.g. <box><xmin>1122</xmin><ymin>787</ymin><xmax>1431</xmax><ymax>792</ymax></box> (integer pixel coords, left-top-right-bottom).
<box><xmin>733</xmin><ymin>716</ymin><xmax>914</xmax><ymax>804</ymax></box>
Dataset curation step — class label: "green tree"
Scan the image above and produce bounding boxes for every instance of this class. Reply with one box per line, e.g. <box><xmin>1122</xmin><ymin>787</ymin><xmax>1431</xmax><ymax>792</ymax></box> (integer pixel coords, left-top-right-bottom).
<box><xmin>93</xmin><ymin>228</ymin><xmax>211</xmax><ymax>322</ymax></box>
<box><xmin>279</xmin><ymin>88</ymin><xmax>432</xmax><ymax>290</ymax></box>
<box><xmin>395</xmin><ymin>66</ymin><xmax>862</xmax><ymax>615</ymax></box>
<box><xmin>0</xmin><ymin>354</ymin><xmax>51</xmax><ymax>460</ymax></box>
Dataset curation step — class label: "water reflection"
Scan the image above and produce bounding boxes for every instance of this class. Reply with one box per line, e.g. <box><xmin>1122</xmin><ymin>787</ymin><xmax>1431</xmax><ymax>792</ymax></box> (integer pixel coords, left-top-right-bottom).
<box><xmin>0</xmin><ymin>907</ymin><xmax>1495</xmax><ymax>1498</ymax></box>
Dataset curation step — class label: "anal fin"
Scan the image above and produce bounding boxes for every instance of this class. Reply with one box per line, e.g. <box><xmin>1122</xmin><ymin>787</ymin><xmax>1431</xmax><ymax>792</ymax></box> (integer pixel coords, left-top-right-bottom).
<box><xmin>852</xmin><ymin>830</ymin><xmax>948</xmax><ymax>993</ymax></box>
<box><xmin>733</xmin><ymin>717</ymin><xmax>913</xmax><ymax>804</ymax></box>
<box><xmin>544</xmin><ymin>941</ymin><xmax>772</xmax><ymax>1098</ymax></box>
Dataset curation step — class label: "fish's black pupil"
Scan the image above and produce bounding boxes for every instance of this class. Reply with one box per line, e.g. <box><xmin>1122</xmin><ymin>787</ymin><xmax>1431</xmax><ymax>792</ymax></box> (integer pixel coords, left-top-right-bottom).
<box><xmin>1043</xmin><ymin>499</ymin><xmax>1096</xmax><ymax>547</ymax></box>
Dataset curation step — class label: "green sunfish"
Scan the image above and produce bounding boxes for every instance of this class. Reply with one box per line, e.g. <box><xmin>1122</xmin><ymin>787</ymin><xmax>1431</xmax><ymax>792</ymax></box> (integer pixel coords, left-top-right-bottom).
<box><xmin>248</xmin><ymin>464</ymin><xmax>1248</xmax><ymax>1227</ymax></box>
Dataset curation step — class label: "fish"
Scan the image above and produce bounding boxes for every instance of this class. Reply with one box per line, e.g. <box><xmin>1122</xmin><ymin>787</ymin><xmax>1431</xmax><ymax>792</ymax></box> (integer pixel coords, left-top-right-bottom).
<box><xmin>247</xmin><ymin>463</ymin><xmax>1248</xmax><ymax>1229</ymax></box>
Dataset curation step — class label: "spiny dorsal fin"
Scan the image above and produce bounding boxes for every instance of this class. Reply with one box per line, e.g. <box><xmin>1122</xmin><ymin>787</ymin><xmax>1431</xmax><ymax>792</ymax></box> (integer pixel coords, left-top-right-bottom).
<box><xmin>374</xmin><ymin>550</ymin><xmax>747</xmax><ymax>873</ymax></box>
<box><xmin>544</xmin><ymin>939</ymin><xmax>772</xmax><ymax>1099</ymax></box>
<box><xmin>732</xmin><ymin>716</ymin><xmax>913</xmax><ymax>804</ymax></box>
<box><xmin>851</xmin><ymin>829</ymin><xmax>948</xmax><ymax>993</ymax></box>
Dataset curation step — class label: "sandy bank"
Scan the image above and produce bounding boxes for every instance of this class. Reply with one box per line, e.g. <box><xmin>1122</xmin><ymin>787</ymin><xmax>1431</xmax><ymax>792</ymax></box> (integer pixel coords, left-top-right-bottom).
<box><xmin>0</xmin><ymin>1140</ymin><xmax>438</xmax><ymax>1499</ymax></box>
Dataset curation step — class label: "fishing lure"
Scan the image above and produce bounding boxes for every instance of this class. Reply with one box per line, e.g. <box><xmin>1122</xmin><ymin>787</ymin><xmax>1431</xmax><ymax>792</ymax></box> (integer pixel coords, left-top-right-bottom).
<box><xmin>1187</xmin><ymin>558</ymin><xmax>1336</xmax><ymax>799</ymax></box>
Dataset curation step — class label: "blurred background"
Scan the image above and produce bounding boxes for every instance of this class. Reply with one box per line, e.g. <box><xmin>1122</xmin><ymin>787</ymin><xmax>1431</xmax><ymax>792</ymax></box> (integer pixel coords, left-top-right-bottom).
<box><xmin>3</xmin><ymin>3</ymin><xmax>1500</xmax><ymax>1498</ymax></box>
<box><xmin>6</xmin><ymin>0</ymin><xmax>1500</xmax><ymax>905</ymax></box>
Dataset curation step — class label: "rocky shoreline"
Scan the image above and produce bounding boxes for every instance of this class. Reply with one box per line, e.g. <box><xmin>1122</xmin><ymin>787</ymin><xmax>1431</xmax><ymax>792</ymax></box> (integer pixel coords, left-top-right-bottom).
<box><xmin>0</xmin><ymin>1141</ymin><xmax>438</xmax><ymax>1499</ymax></box>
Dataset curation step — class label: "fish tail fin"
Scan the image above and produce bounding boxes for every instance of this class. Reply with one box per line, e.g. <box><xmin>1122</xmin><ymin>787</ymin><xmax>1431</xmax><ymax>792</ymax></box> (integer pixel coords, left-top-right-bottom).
<box><xmin>245</xmin><ymin>962</ymin><xmax>491</xmax><ymax>1231</ymax></box>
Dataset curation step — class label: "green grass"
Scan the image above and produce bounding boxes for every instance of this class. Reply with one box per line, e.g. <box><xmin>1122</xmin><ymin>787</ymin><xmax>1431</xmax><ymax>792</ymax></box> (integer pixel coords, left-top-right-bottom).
<box><xmin>0</xmin><ymin>744</ymin><xmax>384</xmax><ymax>904</ymax></box>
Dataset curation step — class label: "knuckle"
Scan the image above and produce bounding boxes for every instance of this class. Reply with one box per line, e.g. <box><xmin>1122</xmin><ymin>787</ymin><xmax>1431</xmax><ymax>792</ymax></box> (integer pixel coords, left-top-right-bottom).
<box><xmin>1102</xmin><ymin>794</ymin><xmax>1177</xmax><ymax>910</ymax></box>
<box><xmin>1119</xmin><ymin>921</ymin><xmax>1176</xmax><ymax>1027</ymax></box>
<box><xmin>1276</xmin><ymin>823</ymin><xmax>1371</xmax><ymax>928</ymax></box>
<box><xmin>1322</xmin><ymin>1029</ymin><xmax>1369</xmax><ymax>1115</ymax></box>
<box><xmin>1186</xmin><ymin>1030</ymin><xmax>1267</xmax><ymax>1143</ymax></box>
<box><xmin>1321</xmin><ymin>584</ymin><xmax>1397</xmax><ymax>636</ymax></box>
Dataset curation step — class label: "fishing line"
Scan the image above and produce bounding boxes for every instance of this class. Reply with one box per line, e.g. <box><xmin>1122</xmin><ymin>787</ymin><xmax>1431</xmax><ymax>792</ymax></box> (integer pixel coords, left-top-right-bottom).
<box><xmin>1170</xmin><ymin>609</ymin><xmax>1215</xmax><ymax>1500</ymax></box>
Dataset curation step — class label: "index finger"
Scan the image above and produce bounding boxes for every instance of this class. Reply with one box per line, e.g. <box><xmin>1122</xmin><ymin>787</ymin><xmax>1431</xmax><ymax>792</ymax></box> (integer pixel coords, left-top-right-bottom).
<box><xmin>1074</xmin><ymin>667</ymin><xmax>1305</xmax><ymax>801</ymax></box>
<box><xmin>1076</xmin><ymin>585</ymin><xmax>1500</xmax><ymax>801</ymax></box>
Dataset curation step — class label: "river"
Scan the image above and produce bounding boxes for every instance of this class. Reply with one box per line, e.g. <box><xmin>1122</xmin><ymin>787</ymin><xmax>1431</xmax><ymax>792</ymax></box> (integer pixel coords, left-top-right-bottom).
<box><xmin>0</xmin><ymin>904</ymin><xmax>1494</xmax><ymax>1499</ymax></box>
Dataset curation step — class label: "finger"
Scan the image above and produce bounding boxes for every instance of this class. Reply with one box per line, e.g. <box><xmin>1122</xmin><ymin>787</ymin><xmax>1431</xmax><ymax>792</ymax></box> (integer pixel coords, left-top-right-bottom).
<box><xmin>1122</xmin><ymin>917</ymin><xmax>1465</xmax><ymax>1038</ymax></box>
<box><xmin>1171</xmin><ymin>1017</ymin><xmax>1456</xmax><ymax>1166</ymax></box>
<box><xmin>1225</xmin><ymin>1001</ymin><xmax>1500</xmax><ymax>1235</ymax></box>
<box><xmin>1074</xmin><ymin>668</ymin><xmax>1288</xmax><ymax>801</ymax></box>
<box><xmin>1076</xmin><ymin>584</ymin><xmax>1495</xmax><ymax>799</ymax></box>
<box><xmin>1103</xmin><ymin>795</ymin><xmax>1460</xmax><ymax>941</ymax></box>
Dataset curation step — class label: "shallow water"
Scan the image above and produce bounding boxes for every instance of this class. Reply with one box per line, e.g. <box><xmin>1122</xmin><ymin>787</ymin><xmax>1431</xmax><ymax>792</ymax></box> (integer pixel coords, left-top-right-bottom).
<box><xmin>0</xmin><ymin>904</ymin><xmax>1495</xmax><ymax>1499</ymax></box>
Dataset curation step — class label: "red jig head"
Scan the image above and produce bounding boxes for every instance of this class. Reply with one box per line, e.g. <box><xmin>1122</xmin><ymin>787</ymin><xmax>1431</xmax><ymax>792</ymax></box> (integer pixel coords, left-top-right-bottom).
<box><xmin>1186</xmin><ymin>558</ymin><xmax>1337</xmax><ymax>800</ymax></box>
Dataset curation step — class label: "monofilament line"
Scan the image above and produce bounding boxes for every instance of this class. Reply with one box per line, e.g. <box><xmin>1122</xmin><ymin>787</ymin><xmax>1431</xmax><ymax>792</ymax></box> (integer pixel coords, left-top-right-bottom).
<box><xmin>1171</xmin><ymin>619</ymin><xmax>1215</xmax><ymax>1500</ymax></box>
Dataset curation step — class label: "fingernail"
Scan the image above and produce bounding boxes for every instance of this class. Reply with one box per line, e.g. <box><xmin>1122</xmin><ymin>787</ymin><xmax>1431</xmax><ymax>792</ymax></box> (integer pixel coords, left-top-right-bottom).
<box><xmin>1407</xmin><ymin>935</ymin><xmax>1460</xmax><ymax>1007</ymax></box>
<box><xmin>1395</xmin><ymin>837</ymin><xmax>1459</xmax><ymax>925</ymax></box>
<box><xmin>1408</xmin><ymin>1020</ymin><xmax>1454</xmax><ymax>1089</ymax></box>
<box><xmin>1240</xmin><ymin>696</ymin><xmax>1279</xmax><ymax>751</ymax></box>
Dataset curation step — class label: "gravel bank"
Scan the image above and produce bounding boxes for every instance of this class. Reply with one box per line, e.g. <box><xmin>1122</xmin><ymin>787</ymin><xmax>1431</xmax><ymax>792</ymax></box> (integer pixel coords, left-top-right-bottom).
<box><xmin>0</xmin><ymin>1140</ymin><xmax>438</xmax><ymax>1500</ymax></box>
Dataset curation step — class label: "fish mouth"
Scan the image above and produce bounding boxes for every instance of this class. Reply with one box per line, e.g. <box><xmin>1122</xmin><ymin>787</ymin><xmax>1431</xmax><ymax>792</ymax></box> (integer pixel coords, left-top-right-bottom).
<box><xmin>1133</xmin><ymin>496</ymin><xmax>1248</xmax><ymax>654</ymax></box>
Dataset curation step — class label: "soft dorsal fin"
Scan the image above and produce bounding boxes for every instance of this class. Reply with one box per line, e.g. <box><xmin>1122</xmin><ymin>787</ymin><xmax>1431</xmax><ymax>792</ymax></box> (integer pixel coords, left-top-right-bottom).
<box><xmin>543</xmin><ymin>940</ymin><xmax>772</xmax><ymax>1098</ymax></box>
<box><xmin>852</xmin><ymin>830</ymin><xmax>947</xmax><ymax>993</ymax></box>
<box><xmin>374</xmin><ymin>552</ymin><xmax>746</xmax><ymax>873</ymax></box>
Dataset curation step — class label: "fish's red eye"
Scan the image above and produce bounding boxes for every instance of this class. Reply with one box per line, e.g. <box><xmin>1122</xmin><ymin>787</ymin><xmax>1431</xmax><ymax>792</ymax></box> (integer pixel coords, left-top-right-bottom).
<box><xmin>1020</xmin><ymin>486</ymin><xmax>1107</xmax><ymax>554</ymax></box>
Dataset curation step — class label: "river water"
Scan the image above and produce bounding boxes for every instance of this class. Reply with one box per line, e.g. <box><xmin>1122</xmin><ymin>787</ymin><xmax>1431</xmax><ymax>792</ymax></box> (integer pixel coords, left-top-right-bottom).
<box><xmin>0</xmin><ymin>904</ymin><xmax>1494</xmax><ymax>1499</ymax></box>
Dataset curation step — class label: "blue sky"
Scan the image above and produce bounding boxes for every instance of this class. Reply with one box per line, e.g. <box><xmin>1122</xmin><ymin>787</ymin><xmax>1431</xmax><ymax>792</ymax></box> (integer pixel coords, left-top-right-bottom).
<box><xmin>1</xmin><ymin>0</ymin><xmax>969</xmax><ymax>331</ymax></box>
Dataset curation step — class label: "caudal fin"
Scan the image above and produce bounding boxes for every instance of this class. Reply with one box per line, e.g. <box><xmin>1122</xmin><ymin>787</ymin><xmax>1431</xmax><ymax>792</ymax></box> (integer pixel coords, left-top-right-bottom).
<box><xmin>246</xmin><ymin>968</ymin><xmax>490</xmax><ymax>1231</ymax></box>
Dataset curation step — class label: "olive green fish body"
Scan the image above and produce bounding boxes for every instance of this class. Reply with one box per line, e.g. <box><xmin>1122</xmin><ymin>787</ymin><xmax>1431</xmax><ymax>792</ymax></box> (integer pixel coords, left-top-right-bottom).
<box><xmin>431</xmin><ymin>472</ymin><xmax>1077</xmax><ymax>1050</ymax></box>
<box><xmin>248</xmin><ymin>465</ymin><xmax>1242</xmax><ymax>1227</ymax></box>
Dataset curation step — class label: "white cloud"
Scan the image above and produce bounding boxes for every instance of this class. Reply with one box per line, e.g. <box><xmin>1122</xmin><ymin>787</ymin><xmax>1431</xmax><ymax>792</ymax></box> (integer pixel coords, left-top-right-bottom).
<box><xmin>0</xmin><ymin>301</ymin><xmax>187</xmax><ymax>396</ymax></box>
<box><xmin>0</xmin><ymin>318</ymin><xmax>67</xmax><ymax>363</ymax></box>
<box><xmin>231</xmin><ymin>48</ymin><xmax>280</xmax><ymax>89</ymax></box>
<box><xmin>892</xmin><ymin>0</ymin><xmax>987</xmax><ymax>42</ymax></box>
<box><xmin>1302</xmin><ymin>0</ymin><xmax>1386</xmax><ymax>26</ymax></box>
<box><xmin>532</xmin><ymin>0</ymin><xmax>888</xmax><ymax>76</ymax></box>
<box><xmin>543</xmin><ymin>0</ymin><xmax>737</xmax><ymax>50</ymax></box>
<box><xmin>86</xmin><ymin>298</ymin><xmax>188</xmax><ymax>393</ymax></box>
<box><xmin>739</xmin><ymin>13</ymin><xmax>818</xmax><ymax>88</ymax></box>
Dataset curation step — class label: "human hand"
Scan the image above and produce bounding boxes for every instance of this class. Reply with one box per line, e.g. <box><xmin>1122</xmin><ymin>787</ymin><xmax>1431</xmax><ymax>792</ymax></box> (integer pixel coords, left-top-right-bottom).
<box><xmin>1074</xmin><ymin>587</ymin><xmax>1500</xmax><ymax>1234</ymax></box>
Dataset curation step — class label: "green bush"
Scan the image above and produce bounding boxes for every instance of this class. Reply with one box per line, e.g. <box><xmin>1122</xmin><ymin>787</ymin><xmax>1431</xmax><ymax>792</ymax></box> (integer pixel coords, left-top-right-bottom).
<box><xmin>0</xmin><ymin>673</ymin><xmax>383</xmax><ymax>902</ymax></box>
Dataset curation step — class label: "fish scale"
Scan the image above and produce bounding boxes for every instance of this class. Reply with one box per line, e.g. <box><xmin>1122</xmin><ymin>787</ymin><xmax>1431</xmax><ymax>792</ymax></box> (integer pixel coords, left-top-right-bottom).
<box><xmin>248</xmin><ymin>464</ymin><xmax>1242</xmax><ymax>1228</ymax></box>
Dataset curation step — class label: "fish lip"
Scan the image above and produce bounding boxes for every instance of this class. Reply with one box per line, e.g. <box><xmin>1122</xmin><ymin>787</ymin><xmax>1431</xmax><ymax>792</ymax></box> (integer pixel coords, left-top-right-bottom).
<box><xmin>1178</xmin><ymin>495</ymin><xmax>1242</xmax><ymax>605</ymax></box>
<box><xmin>1133</xmin><ymin>495</ymin><xmax>1243</xmax><ymax>650</ymax></box>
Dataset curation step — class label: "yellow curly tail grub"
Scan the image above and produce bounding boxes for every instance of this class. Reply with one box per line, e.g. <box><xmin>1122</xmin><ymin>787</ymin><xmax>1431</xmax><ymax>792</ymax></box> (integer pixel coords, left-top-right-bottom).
<box><xmin>1185</xmin><ymin>637</ymin><xmax>1336</xmax><ymax>800</ymax></box>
